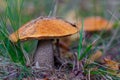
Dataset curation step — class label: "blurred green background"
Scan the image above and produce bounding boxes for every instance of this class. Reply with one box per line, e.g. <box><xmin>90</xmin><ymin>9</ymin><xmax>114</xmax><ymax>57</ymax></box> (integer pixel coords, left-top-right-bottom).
<box><xmin>1</xmin><ymin>0</ymin><xmax>119</xmax><ymax>22</ymax></box>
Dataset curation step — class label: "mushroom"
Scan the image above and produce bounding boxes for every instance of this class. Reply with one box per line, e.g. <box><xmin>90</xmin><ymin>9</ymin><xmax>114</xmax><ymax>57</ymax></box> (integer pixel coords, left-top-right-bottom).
<box><xmin>78</xmin><ymin>16</ymin><xmax>113</xmax><ymax>31</ymax></box>
<box><xmin>9</xmin><ymin>17</ymin><xmax>78</xmax><ymax>67</ymax></box>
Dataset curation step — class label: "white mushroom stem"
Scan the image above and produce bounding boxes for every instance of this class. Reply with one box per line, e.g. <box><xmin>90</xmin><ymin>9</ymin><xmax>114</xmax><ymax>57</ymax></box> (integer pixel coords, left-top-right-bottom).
<box><xmin>34</xmin><ymin>40</ymin><xmax>54</xmax><ymax>68</ymax></box>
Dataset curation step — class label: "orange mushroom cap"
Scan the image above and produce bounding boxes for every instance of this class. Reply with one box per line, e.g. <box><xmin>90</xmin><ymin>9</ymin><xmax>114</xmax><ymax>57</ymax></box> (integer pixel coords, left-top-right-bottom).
<box><xmin>9</xmin><ymin>17</ymin><xmax>78</xmax><ymax>42</ymax></box>
<box><xmin>77</xmin><ymin>16</ymin><xmax>113</xmax><ymax>31</ymax></box>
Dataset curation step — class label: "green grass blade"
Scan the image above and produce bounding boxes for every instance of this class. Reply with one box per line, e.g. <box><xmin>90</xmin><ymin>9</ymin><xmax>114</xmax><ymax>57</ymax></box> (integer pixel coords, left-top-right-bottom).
<box><xmin>78</xmin><ymin>19</ymin><xmax>84</xmax><ymax>60</ymax></box>
<box><xmin>79</xmin><ymin>44</ymin><xmax>92</xmax><ymax>61</ymax></box>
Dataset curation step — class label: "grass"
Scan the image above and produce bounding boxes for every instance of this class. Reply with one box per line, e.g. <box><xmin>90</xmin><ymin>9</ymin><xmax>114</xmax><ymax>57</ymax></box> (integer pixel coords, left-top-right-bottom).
<box><xmin>0</xmin><ymin>0</ymin><xmax>120</xmax><ymax>79</ymax></box>
<box><xmin>77</xmin><ymin>19</ymin><xmax>84</xmax><ymax>60</ymax></box>
<box><xmin>0</xmin><ymin>0</ymin><xmax>26</xmax><ymax>65</ymax></box>
<box><xmin>77</xmin><ymin>19</ymin><xmax>93</xmax><ymax>61</ymax></box>
<box><xmin>0</xmin><ymin>0</ymin><xmax>29</xmax><ymax>79</ymax></box>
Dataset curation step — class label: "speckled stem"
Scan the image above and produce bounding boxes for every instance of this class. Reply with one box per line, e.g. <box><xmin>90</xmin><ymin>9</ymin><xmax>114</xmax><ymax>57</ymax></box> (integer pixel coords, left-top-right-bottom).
<box><xmin>34</xmin><ymin>40</ymin><xmax>54</xmax><ymax>67</ymax></box>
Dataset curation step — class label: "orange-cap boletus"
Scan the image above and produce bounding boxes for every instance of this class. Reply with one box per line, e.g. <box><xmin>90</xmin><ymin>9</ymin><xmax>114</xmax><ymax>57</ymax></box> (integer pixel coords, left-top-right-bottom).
<box><xmin>78</xmin><ymin>16</ymin><xmax>113</xmax><ymax>31</ymax></box>
<box><xmin>9</xmin><ymin>17</ymin><xmax>78</xmax><ymax>67</ymax></box>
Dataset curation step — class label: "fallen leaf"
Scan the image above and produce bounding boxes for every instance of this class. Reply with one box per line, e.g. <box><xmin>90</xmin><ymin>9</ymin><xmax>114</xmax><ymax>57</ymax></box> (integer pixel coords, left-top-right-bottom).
<box><xmin>103</xmin><ymin>58</ymin><xmax>119</xmax><ymax>70</ymax></box>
